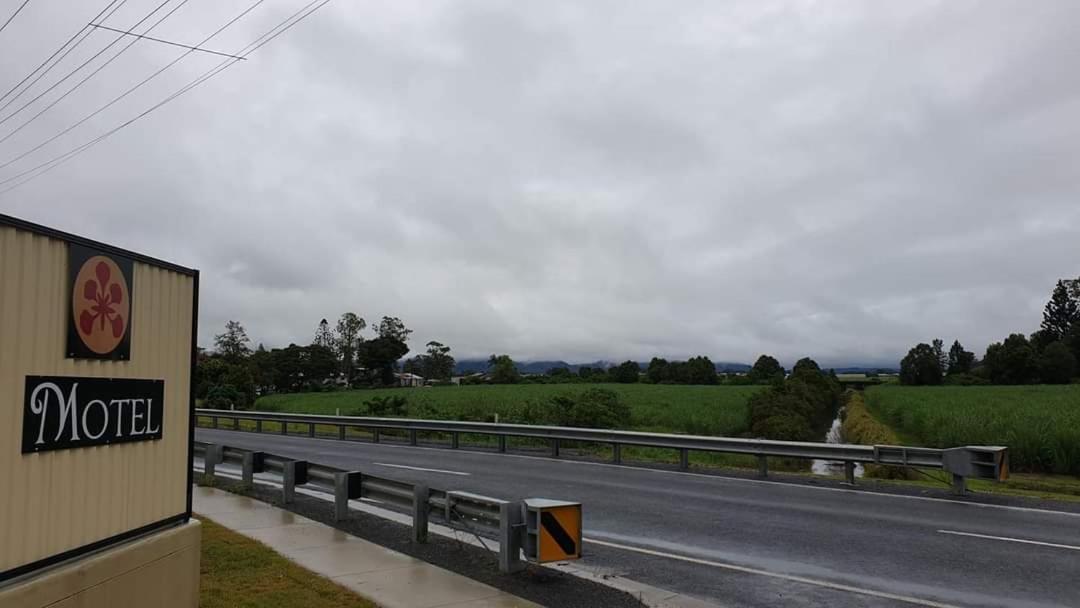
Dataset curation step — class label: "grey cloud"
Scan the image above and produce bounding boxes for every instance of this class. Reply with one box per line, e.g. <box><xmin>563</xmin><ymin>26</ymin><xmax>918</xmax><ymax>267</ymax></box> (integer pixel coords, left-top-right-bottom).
<box><xmin>2</xmin><ymin>0</ymin><xmax>1078</xmax><ymax>367</ymax></box>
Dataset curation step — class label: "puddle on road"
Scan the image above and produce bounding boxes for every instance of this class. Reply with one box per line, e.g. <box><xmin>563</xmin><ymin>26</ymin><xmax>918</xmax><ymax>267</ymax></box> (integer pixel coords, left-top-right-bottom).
<box><xmin>810</xmin><ymin>409</ymin><xmax>864</xmax><ymax>478</ymax></box>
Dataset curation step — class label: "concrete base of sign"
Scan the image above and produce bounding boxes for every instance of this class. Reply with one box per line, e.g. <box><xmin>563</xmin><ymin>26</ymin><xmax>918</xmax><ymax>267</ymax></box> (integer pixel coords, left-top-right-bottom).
<box><xmin>0</xmin><ymin>521</ymin><xmax>201</xmax><ymax>608</ymax></box>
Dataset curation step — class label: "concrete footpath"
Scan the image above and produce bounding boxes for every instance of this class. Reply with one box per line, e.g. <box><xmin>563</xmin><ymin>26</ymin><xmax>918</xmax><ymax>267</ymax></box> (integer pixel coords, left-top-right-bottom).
<box><xmin>194</xmin><ymin>486</ymin><xmax>542</xmax><ymax>608</ymax></box>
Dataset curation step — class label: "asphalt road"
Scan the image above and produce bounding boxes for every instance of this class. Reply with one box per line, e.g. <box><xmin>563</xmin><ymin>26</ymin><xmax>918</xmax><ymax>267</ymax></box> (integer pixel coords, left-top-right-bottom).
<box><xmin>196</xmin><ymin>428</ymin><xmax>1080</xmax><ymax>608</ymax></box>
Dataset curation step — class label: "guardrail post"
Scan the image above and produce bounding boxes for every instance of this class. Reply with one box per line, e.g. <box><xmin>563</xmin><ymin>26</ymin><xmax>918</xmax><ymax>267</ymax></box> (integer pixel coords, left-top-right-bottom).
<box><xmin>233</xmin><ymin>417</ymin><xmax>239</xmax><ymax>431</ymax></box>
<box><xmin>308</xmin><ymin>423</ymin><xmax>316</xmax><ymax>438</ymax></box>
<box><xmin>334</xmin><ymin>471</ymin><xmax>362</xmax><ymax>521</ymax></box>
<box><xmin>612</xmin><ymin>443</ymin><xmax>622</xmax><ymax>465</ymax></box>
<box><xmin>280</xmin><ymin>421</ymin><xmax>288</xmax><ymax>435</ymax></box>
<box><xmin>757</xmin><ymin>455</ymin><xmax>768</xmax><ymax>477</ymax></box>
<box><xmin>451</xmin><ymin>432</ymin><xmax>460</xmax><ymax>449</ymax></box>
<box><xmin>498</xmin><ymin>435</ymin><xmax>506</xmax><ymax>453</ymax></box>
<box><xmin>844</xmin><ymin>461</ymin><xmax>856</xmax><ymax>485</ymax></box>
<box><xmin>410</xmin><ymin>430</ymin><xmax>418</xmax><ymax>446</ymax></box>
<box><xmin>255</xmin><ymin>419</ymin><xmax>263</xmax><ymax>433</ymax></box>
<box><xmin>241</xmin><ymin>451</ymin><xmax>265</xmax><ymax>488</ymax></box>
<box><xmin>951</xmin><ymin>473</ymin><xmax>966</xmax><ymax>496</ymax></box>
<box><xmin>283</xmin><ymin>460</ymin><xmax>308</xmax><ymax>504</ymax></box>
<box><xmin>373</xmin><ymin>429</ymin><xmax>380</xmax><ymax>443</ymax></box>
<box><xmin>499</xmin><ymin>501</ymin><xmax>525</xmax><ymax>573</ymax></box>
<box><xmin>412</xmin><ymin>484</ymin><xmax>430</xmax><ymax>543</ymax></box>
<box><xmin>212</xmin><ymin>416</ymin><xmax>219</xmax><ymax>429</ymax></box>
<box><xmin>338</xmin><ymin>425</ymin><xmax>346</xmax><ymax>441</ymax></box>
<box><xmin>204</xmin><ymin>444</ymin><xmax>223</xmax><ymax>479</ymax></box>
<box><xmin>679</xmin><ymin>448</ymin><xmax>690</xmax><ymax>470</ymax></box>
<box><xmin>551</xmin><ymin>438</ymin><xmax>560</xmax><ymax>458</ymax></box>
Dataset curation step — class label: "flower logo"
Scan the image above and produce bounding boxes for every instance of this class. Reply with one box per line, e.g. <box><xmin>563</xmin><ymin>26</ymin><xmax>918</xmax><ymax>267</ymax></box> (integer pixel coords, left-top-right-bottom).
<box><xmin>72</xmin><ymin>256</ymin><xmax>130</xmax><ymax>355</ymax></box>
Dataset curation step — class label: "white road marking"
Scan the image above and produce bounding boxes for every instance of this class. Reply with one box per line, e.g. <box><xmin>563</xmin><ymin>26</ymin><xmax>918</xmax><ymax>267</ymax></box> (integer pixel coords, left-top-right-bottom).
<box><xmin>197</xmin><ymin>429</ymin><xmax>1080</xmax><ymax>518</ymax></box>
<box><xmin>937</xmin><ymin>529</ymin><xmax>1080</xmax><ymax>551</ymax></box>
<box><xmin>584</xmin><ymin>537</ymin><xmax>962</xmax><ymax>608</ymax></box>
<box><xmin>373</xmin><ymin>462</ymin><xmax>471</xmax><ymax>476</ymax></box>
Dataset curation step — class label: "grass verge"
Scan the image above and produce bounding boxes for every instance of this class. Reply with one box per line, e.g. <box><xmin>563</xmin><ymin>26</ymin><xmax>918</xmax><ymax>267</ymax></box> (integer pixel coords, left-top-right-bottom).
<box><xmin>198</xmin><ymin>517</ymin><xmax>377</xmax><ymax>608</ymax></box>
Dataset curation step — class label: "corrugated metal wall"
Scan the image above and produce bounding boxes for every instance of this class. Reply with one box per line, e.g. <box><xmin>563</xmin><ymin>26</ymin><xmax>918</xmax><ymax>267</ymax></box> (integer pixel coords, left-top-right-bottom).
<box><xmin>0</xmin><ymin>225</ymin><xmax>194</xmax><ymax>574</ymax></box>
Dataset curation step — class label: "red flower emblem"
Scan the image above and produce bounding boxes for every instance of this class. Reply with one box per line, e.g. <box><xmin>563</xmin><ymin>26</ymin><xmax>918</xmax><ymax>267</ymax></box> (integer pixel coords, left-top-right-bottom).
<box><xmin>73</xmin><ymin>256</ymin><xmax>130</xmax><ymax>354</ymax></box>
<box><xmin>80</xmin><ymin>261</ymin><xmax>125</xmax><ymax>338</ymax></box>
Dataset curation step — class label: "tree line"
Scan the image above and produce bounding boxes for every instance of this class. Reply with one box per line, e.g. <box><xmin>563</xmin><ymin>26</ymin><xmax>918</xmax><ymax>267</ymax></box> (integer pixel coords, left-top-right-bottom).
<box><xmin>470</xmin><ymin>354</ymin><xmax>793</xmax><ymax>386</ymax></box>
<box><xmin>196</xmin><ymin>313</ymin><xmax>457</xmax><ymax>408</ymax></box>
<box><xmin>900</xmin><ymin>278</ymin><xmax>1080</xmax><ymax>385</ymax></box>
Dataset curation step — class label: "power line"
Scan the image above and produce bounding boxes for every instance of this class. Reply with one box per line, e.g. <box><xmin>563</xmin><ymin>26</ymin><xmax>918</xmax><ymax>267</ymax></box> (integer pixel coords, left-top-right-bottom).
<box><xmin>0</xmin><ymin>0</ymin><xmax>330</xmax><ymax>195</ymax></box>
<box><xmin>0</xmin><ymin>0</ymin><xmax>174</xmax><ymax>126</ymax></box>
<box><xmin>0</xmin><ymin>0</ymin><xmax>31</xmax><ymax>36</ymax></box>
<box><xmin>0</xmin><ymin>0</ymin><xmax>192</xmax><ymax>148</ymax></box>
<box><xmin>0</xmin><ymin>0</ymin><xmax>125</xmax><ymax>106</ymax></box>
<box><xmin>0</xmin><ymin>0</ymin><xmax>265</xmax><ymax>170</ymax></box>
<box><xmin>87</xmin><ymin>23</ymin><xmax>247</xmax><ymax>60</ymax></box>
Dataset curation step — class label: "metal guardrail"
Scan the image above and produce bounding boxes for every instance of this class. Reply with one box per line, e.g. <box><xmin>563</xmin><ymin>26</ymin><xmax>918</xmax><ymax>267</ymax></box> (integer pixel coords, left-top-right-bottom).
<box><xmin>194</xmin><ymin>408</ymin><xmax>1009</xmax><ymax>494</ymax></box>
<box><xmin>194</xmin><ymin>441</ymin><xmax>526</xmax><ymax>572</ymax></box>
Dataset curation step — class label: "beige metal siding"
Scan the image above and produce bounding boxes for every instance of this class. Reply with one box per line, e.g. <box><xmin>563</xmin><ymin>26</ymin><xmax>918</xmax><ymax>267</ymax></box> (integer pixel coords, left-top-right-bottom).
<box><xmin>0</xmin><ymin>225</ymin><xmax>194</xmax><ymax>574</ymax></box>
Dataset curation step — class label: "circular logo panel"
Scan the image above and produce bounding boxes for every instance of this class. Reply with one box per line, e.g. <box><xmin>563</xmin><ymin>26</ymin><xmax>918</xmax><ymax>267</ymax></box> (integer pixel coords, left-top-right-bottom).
<box><xmin>72</xmin><ymin>256</ymin><xmax>131</xmax><ymax>355</ymax></box>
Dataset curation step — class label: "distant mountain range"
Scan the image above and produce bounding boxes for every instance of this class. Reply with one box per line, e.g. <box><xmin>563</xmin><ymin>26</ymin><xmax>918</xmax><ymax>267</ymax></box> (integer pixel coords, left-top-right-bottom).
<box><xmin>452</xmin><ymin>359</ymin><xmax>897</xmax><ymax>375</ymax></box>
<box><xmin>453</xmin><ymin>359</ymin><xmax>753</xmax><ymax>375</ymax></box>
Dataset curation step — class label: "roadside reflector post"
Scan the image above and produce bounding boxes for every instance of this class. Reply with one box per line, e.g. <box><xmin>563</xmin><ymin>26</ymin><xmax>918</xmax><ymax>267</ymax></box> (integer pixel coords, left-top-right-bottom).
<box><xmin>283</xmin><ymin>460</ymin><xmax>308</xmax><ymax>504</ymax></box>
<box><xmin>204</xmin><ymin>444</ymin><xmax>223</xmax><ymax>479</ymax></box>
<box><xmin>373</xmin><ymin>428</ymin><xmax>380</xmax><ymax>443</ymax></box>
<box><xmin>410</xmin><ymin>430</ymin><xmax>418</xmax><ymax>446</ymax></box>
<box><xmin>679</xmin><ymin>448</ymin><xmax>689</xmax><ymax>471</ymax></box>
<box><xmin>951</xmin><ymin>474</ymin><xmax>966</xmax><ymax>495</ymax></box>
<box><xmin>552</xmin><ymin>438</ymin><xmax>560</xmax><ymax>458</ymax></box>
<box><xmin>338</xmin><ymin>425</ymin><xmax>346</xmax><ymax>441</ymax></box>
<box><xmin>451</xmin><ymin>432</ymin><xmax>460</xmax><ymax>449</ymax></box>
<box><xmin>308</xmin><ymin>423</ymin><xmax>316</xmax><ymax>437</ymax></box>
<box><xmin>212</xmin><ymin>416</ymin><xmax>219</xmax><ymax>429</ymax></box>
<box><xmin>413</xmin><ymin>484</ymin><xmax>430</xmax><ymax>543</ymax></box>
<box><xmin>612</xmin><ymin>443</ymin><xmax>622</xmax><ymax>465</ymax></box>
<box><xmin>844</xmin><ymin>461</ymin><xmax>856</xmax><ymax>485</ymax></box>
<box><xmin>523</xmin><ymin>498</ymin><xmax>582</xmax><ymax>563</ymax></box>
<box><xmin>255</xmin><ymin>419</ymin><xmax>263</xmax><ymax>433</ymax></box>
<box><xmin>498</xmin><ymin>435</ymin><xmax>507</xmax><ymax>453</ymax></box>
<box><xmin>335</xmin><ymin>471</ymin><xmax>362</xmax><ymax>521</ymax></box>
<box><xmin>499</xmin><ymin>501</ymin><xmax>525</xmax><ymax>573</ymax></box>
<box><xmin>280</xmin><ymin>421</ymin><xmax>288</xmax><ymax>435</ymax></box>
<box><xmin>241</xmin><ymin>451</ymin><xmax>265</xmax><ymax>488</ymax></box>
<box><xmin>758</xmin><ymin>455</ymin><xmax>768</xmax><ymax>478</ymax></box>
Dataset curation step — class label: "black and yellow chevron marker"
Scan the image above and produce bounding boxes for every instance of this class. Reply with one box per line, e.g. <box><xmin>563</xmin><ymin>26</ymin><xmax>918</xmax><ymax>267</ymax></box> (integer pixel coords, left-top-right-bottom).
<box><xmin>538</xmin><ymin>504</ymin><xmax>581</xmax><ymax>561</ymax></box>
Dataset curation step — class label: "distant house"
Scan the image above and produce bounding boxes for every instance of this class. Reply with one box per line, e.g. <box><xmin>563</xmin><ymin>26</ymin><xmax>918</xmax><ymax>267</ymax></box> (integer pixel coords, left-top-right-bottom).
<box><xmin>395</xmin><ymin>372</ymin><xmax>424</xmax><ymax>388</ymax></box>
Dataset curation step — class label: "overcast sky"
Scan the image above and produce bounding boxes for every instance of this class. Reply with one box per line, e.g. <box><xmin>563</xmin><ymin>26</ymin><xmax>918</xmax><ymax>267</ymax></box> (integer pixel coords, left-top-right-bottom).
<box><xmin>2</xmin><ymin>0</ymin><xmax>1078</xmax><ymax>367</ymax></box>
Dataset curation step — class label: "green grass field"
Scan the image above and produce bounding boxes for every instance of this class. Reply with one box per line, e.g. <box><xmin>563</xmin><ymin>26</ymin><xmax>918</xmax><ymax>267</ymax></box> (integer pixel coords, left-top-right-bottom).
<box><xmin>256</xmin><ymin>384</ymin><xmax>759</xmax><ymax>436</ymax></box>
<box><xmin>198</xmin><ymin>518</ymin><xmax>375</xmax><ymax>608</ymax></box>
<box><xmin>865</xmin><ymin>384</ymin><xmax>1080</xmax><ymax>475</ymax></box>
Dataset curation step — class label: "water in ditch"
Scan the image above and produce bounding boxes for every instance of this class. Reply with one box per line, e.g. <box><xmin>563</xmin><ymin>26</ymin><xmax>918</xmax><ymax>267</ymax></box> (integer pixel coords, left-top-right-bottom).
<box><xmin>811</xmin><ymin>408</ymin><xmax>864</xmax><ymax>477</ymax></box>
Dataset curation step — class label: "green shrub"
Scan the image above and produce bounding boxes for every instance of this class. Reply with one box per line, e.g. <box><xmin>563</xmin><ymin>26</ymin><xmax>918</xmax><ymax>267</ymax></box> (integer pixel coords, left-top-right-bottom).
<box><xmin>841</xmin><ymin>392</ymin><xmax>914</xmax><ymax>479</ymax></box>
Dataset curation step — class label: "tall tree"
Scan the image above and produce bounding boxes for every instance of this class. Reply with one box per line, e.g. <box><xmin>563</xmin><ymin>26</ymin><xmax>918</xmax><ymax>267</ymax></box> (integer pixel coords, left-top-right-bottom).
<box><xmin>645</xmin><ymin>358</ymin><xmax>670</xmax><ymax>384</ymax></box>
<box><xmin>686</xmin><ymin>356</ymin><xmax>718</xmax><ymax>385</ymax></box>
<box><xmin>214</xmin><ymin>320</ymin><xmax>251</xmax><ymax>362</ymax></box>
<box><xmin>931</xmin><ymin>339</ymin><xmax>947</xmax><ymax>374</ymax></box>
<box><xmin>357</xmin><ymin>316</ymin><xmax>412</xmax><ymax>386</ymax></box>
<box><xmin>313</xmin><ymin>318</ymin><xmax>334</xmax><ymax>349</ymax></box>
<box><xmin>488</xmin><ymin>354</ymin><xmax>520</xmax><ymax>384</ymax></box>
<box><xmin>983</xmin><ymin>334</ymin><xmax>1039</xmax><ymax>385</ymax></box>
<box><xmin>422</xmin><ymin>341</ymin><xmax>455</xmax><ymax>380</ymax></box>
<box><xmin>946</xmin><ymin>340</ymin><xmax>975</xmax><ymax>375</ymax></box>
<box><xmin>899</xmin><ymin>343</ymin><xmax>944</xmax><ymax>386</ymax></box>
<box><xmin>1038</xmin><ymin>341</ymin><xmax>1077</xmax><ymax>384</ymax></box>
<box><xmin>610</xmin><ymin>360</ymin><xmax>641</xmax><ymax>383</ymax></box>
<box><xmin>1041</xmin><ymin>280</ymin><xmax>1080</xmax><ymax>341</ymax></box>
<box><xmin>748</xmin><ymin>355</ymin><xmax>785</xmax><ymax>384</ymax></box>
<box><xmin>334</xmin><ymin>313</ymin><xmax>365</xmax><ymax>383</ymax></box>
<box><xmin>376</xmin><ymin>316</ymin><xmax>413</xmax><ymax>342</ymax></box>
